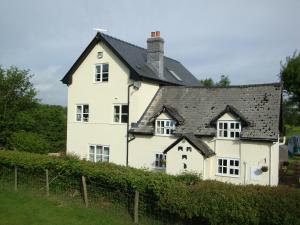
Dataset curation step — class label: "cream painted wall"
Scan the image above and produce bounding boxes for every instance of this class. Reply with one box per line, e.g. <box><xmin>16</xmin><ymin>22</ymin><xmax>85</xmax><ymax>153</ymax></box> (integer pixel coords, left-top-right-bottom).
<box><xmin>67</xmin><ymin>41</ymin><xmax>159</xmax><ymax>165</ymax></box>
<box><xmin>165</xmin><ymin>139</ymin><xmax>204</xmax><ymax>176</ymax></box>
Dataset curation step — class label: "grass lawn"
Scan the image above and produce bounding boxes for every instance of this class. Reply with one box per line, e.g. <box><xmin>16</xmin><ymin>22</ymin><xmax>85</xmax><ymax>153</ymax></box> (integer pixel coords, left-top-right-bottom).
<box><xmin>0</xmin><ymin>190</ymin><xmax>135</xmax><ymax>225</ymax></box>
<box><xmin>285</xmin><ymin>125</ymin><xmax>300</xmax><ymax>139</ymax></box>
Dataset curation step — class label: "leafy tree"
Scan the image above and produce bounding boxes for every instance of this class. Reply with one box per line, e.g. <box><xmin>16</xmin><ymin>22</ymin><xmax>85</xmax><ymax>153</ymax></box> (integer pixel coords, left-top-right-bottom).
<box><xmin>0</xmin><ymin>66</ymin><xmax>38</xmax><ymax>146</ymax></box>
<box><xmin>199</xmin><ymin>78</ymin><xmax>214</xmax><ymax>87</ymax></box>
<box><xmin>283</xmin><ymin>99</ymin><xmax>300</xmax><ymax>126</ymax></box>
<box><xmin>216</xmin><ymin>75</ymin><xmax>231</xmax><ymax>87</ymax></box>
<box><xmin>0</xmin><ymin>66</ymin><xmax>67</xmax><ymax>153</ymax></box>
<box><xmin>281</xmin><ymin>51</ymin><xmax>300</xmax><ymax>110</ymax></box>
<box><xmin>199</xmin><ymin>75</ymin><xmax>231</xmax><ymax>87</ymax></box>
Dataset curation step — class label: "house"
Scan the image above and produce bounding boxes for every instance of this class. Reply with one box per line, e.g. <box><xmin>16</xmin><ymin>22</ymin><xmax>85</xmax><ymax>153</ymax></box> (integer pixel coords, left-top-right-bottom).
<box><xmin>62</xmin><ymin>31</ymin><xmax>283</xmax><ymax>186</ymax></box>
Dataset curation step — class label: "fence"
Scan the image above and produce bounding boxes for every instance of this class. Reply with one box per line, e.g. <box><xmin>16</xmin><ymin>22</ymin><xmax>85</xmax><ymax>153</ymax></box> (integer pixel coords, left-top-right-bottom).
<box><xmin>0</xmin><ymin>164</ymin><xmax>182</xmax><ymax>225</ymax></box>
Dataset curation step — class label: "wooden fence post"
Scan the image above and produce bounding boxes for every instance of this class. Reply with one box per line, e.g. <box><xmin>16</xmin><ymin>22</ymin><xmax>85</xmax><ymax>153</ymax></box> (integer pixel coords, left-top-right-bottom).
<box><xmin>45</xmin><ymin>169</ymin><xmax>49</xmax><ymax>197</ymax></box>
<box><xmin>14</xmin><ymin>166</ymin><xmax>18</xmax><ymax>191</ymax></box>
<box><xmin>134</xmin><ymin>190</ymin><xmax>139</xmax><ymax>224</ymax></box>
<box><xmin>82</xmin><ymin>176</ymin><xmax>88</xmax><ymax>208</ymax></box>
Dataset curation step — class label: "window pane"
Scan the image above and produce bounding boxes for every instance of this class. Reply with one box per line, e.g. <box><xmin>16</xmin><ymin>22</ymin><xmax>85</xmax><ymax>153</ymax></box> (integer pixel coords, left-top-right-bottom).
<box><xmin>114</xmin><ymin>115</ymin><xmax>120</xmax><ymax>122</ymax></box>
<box><xmin>218</xmin><ymin>167</ymin><xmax>222</xmax><ymax>173</ymax></box>
<box><xmin>89</xmin><ymin>146</ymin><xmax>95</xmax><ymax>154</ymax></box>
<box><xmin>95</xmin><ymin>74</ymin><xmax>101</xmax><ymax>81</ymax></box>
<box><xmin>236</xmin><ymin>132</ymin><xmax>240</xmax><ymax>138</ymax></box>
<box><xmin>103</xmin><ymin>147</ymin><xmax>109</xmax><ymax>155</ymax></box>
<box><xmin>77</xmin><ymin>106</ymin><xmax>82</xmax><ymax>113</ymax></box>
<box><xmin>223</xmin><ymin>160</ymin><xmax>227</xmax><ymax>166</ymax></box>
<box><xmin>223</xmin><ymin>167</ymin><xmax>227</xmax><ymax>173</ymax></box>
<box><xmin>96</xmin><ymin>146</ymin><xmax>102</xmax><ymax>154</ymax></box>
<box><xmin>166</xmin><ymin>129</ymin><xmax>170</xmax><ymax>134</ymax></box>
<box><xmin>96</xmin><ymin>65</ymin><xmax>101</xmax><ymax>73</ymax></box>
<box><xmin>235</xmin><ymin>169</ymin><xmax>239</xmax><ymax>175</ymax></box>
<box><xmin>235</xmin><ymin>160</ymin><xmax>239</xmax><ymax>166</ymax></box>
<box><xmin>121</xmin><ymin>114</ymin><xmax>128</xmax><ymax>123</ymax></box>
<box><xmin>83</xmin><ymin>105</ymin><xmax>89</xmax><ymax>113</ymax></box>
<box><xmin>219</xmin><ymin>131</ymin><xmax>223</xmax><ymax>137</ymax></box>
<box><xmin>161</xmin><ymin>121</ymin><xmax>164</xmax><ymax>127</ymax></box>
<box><xmin>230</xmin><ymin>132</ymin><xmax>234</xmax><ymax>138</ymax></box>
<box><xmin>83</xmin><ymin>114</ymin><xmax>89</xmax><ymax>122</ymax></box>
<box><xmin>224</xmin><ymin>123</ymin><xmax>228</xmax><ymax>129</ymax></box>
<box><xmin>166</xmin><ymin>121</ymin><xmax>170</xmax><ymax>126</ymax></box>
<box><xmin>230</xmin><ymin>169</ymin><xmax>234</xmax><ymax>174</ymax></box>
<box><xmin>230</xmin><ymin>123</ymin><xmax>235</xmax><ymax>129</ymax></box>
<box><xmin>102</xmin><ymin>64</ymin><xmax>109</xmax><ymax>73</ymax></box>
<box><xmin>236</xmin><ymin>123</ymin><xmax>240</xmax><ymax>129</ymax></box>
<box><xmin>218</xmin><ymin>159</ymin><xmax>222</xmax><ymax>165</ymax></box>
<box><xmin>89</xmin><ymin>154</ymin><xmax>94</xmax><ymax>162</ymax></box>
<box><xmin>224</xmin><ymin>131</ymin><xmax>228</xmax><ymax>137</ymax></box>
<box><xmin>230</xmin><ymin>160</ymin><xmax>234</xmax><ymax>166</ymax></box>
<box><xmin>122</xmin><ymin>105</ymin><xmax>128</xmax><ymax>114</ymax></box>
<box><xmin>96</xmin><ymin>155</ymin><xmax>101</xmax><ymax>162</ymax></box>
<box><xmin>102</xmin><ymin>73</ymin><xmax>109</xmax><ymax>81</ymax></box>
<box><xmin>219</xmin><ymin>123</ymin><xmax>223</xmax><ymax>129</ymax></box>
<box><xmin>114</xmin><ymin>106</ymin><xmax>120</xmax><ymax>113</ymax></box>
<box><xmin>178</xmin><ymin>146</ymin><xmax>183</xmax><ymax>151</ymax></box>
<box><xmin>76</xmin><ymin>114</ymin><xmax>82</xmax><ymax>121</ymax></box>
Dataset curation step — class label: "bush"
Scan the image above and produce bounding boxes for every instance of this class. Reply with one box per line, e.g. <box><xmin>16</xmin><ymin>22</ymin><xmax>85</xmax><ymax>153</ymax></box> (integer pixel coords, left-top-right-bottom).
<box><xmin>175</xmin><ymin>171</ymin><xmax>202</xmax><ymax>185</ymax></box>
<box><xmin>0</xmin><ymin>150</ymin><xmax>299</xmax><ymax>225</ymax></box>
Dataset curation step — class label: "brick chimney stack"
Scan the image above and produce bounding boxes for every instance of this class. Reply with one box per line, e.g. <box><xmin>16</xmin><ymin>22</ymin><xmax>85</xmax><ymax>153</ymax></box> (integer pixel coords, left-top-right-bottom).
<box><xmin>147</xmin><ymin>31</ymin><xmax>164</xmax><ymax>80</ymax></box>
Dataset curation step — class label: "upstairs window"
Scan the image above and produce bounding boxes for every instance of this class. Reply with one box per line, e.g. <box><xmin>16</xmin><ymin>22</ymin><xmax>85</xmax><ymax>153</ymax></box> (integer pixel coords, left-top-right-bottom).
<box><xmin>155</xmin><ymin>153</ymin><xmax>166</xmax><ymax>168</ymax></box>
<box><xmin>217</xmin><ymin>121</ymin><xmax>241</xmax><ymax>139</ymax></box>
<box><xmin>155</xmin><ymin>119</ymin><xmax>175</xmax><ymax>136</ymax></box>
<box><xmin>113</xmin><ymin>104</ymin><xmax>128</xmax><ymax>123</ymax></box>
<box><xmin>89</xmin><ymin>145</ymin><xmax>110</xmax><ymax>162</ymax></box>
<box><xmin>76</xmin><ymin>104</ymin><xmax>89</xmax><ymax>122</ymax></box>
<box><xmin>217</xmin><ymin>158</ymin><xmax>240</xmax><ymax>177</ymax></box>
<box><xmin>95</xmin><ymin>64</ymin><xmax>109</xmax><ymax>82</ymax></box>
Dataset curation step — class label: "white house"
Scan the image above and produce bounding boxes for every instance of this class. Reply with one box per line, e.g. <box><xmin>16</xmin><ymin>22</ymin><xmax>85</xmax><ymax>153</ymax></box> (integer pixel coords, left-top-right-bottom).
<box><xmin>62</xmin><ymin>31</ymin><xmax>283</xmax><ymax>186</ymax></box>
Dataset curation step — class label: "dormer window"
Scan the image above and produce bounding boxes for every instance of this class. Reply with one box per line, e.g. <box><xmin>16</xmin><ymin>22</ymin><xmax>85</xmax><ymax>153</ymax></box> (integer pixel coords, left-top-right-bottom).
<box><xmin>217</xmin><ymin>121</ymin><xmax>241</xmax><ymax>139</ymax></box>
<box><xmin>155</xmin><ymin>119</ymin><xmax>175</xmax><ymax>136</ymax></box>
<box><xmin>95</xmin><ymin>63</ymin><xmax>109</xmax><ymax>82</ymax></box>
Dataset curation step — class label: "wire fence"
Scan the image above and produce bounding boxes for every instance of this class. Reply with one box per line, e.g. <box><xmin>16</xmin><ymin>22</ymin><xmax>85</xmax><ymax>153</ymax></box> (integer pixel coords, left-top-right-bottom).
<box><xmin>0</xmin><ymin>164</ymin><xmax>185</xmax><ymax>225</ymax></box>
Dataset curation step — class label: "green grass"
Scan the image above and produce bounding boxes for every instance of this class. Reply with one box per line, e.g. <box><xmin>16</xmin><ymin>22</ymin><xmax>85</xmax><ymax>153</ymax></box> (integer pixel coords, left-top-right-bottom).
<box><xmin>0</xmin><ymin>190</ymin><xmax>134</xmax><ymax>225</ymax></box>
<box><xmin>285</xmin><ymin>125</ymin><xmax>300</xmax><ymax>138</ymax></box>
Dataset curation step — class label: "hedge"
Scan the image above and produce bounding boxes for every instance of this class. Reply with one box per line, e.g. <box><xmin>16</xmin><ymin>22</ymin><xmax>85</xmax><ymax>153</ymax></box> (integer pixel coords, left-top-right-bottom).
<box><xmin>0</xmin><ymin>150</ymin><xmax>299</xmax><ymax>225</ymax></box>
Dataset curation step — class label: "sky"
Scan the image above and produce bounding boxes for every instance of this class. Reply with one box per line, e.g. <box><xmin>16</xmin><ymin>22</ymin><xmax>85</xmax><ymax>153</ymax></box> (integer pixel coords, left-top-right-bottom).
<box><xmin>0</xmin><ymin>0</ymin><xmax>299</xmax><ymax>106</ymax></box>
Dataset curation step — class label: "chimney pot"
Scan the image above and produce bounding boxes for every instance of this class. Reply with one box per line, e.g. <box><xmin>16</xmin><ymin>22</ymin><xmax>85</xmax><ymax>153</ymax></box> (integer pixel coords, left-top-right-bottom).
<box><xmin>155</xmin><ymin>31</ymin><xmax>160</xmax><ymax>37</ymax></box>
<box><xmin>151</xmin><ymin>32</ymin><xmax>156</xmax><ymax>37</ymax></box>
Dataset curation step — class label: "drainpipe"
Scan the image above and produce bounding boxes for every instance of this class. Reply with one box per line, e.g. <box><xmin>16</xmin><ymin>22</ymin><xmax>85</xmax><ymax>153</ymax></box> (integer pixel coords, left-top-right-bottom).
<box><xmin>269</xmin><ymin>144</ymin><xmax>272</xmax><ymax>186</ymax></box>
<box><xmin>126</xmin><ymin>83</ymin><xmax>134</xmax><ymax>166</ymax></box>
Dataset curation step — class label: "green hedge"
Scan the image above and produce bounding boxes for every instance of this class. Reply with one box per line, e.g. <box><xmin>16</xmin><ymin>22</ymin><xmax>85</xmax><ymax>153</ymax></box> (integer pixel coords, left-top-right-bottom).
<box><xmin>0</xmin><ymin>150</ymin><xmax>299</xmax><ymax>225</ymax></box>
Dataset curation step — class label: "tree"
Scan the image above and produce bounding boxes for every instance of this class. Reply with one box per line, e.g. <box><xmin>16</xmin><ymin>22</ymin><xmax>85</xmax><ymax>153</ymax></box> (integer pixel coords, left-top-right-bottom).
<box><xmin>216</xmin><ymin>75</ymin><xmax>231</xmax><ymax>87</ymax></box>
<box><xmin>199</xmin><ymin>75</ymin><xmax>231</xmax><ymax>87</ymax></box>
<box><xmin>281</xmin><ymin>51</ymin><xmax>300</xmax><ymax>110</ymax></box>
<box><xmin>0</xmin><ymin>66</ymin><xmax>38</xmax><ymax>146</ymax></box>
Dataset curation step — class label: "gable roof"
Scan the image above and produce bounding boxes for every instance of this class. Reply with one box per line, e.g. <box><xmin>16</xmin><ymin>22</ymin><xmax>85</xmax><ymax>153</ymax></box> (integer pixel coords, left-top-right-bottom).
<box><xmin>61</xmin><ymin>32</ymin><xmax>199</xmax><ymax>86</ymax></box>
<box><xmin>149</xmin><ymin>105</ymin><xmax>185</xmax><ymax>125</ymax></box>
<box><xmin>130</xmin><ymin>83</ymin><xmax>282</xmax><ymax>141</ymax></box>
<box><xmin>163</xmin><ymin>134</ymin><xmax>215</xmax><ymax>158</ymax></box>
<box><xmin>210</xmin><ymin>105</ymin><xmax>250</xmax><ymax>126</ymax></box>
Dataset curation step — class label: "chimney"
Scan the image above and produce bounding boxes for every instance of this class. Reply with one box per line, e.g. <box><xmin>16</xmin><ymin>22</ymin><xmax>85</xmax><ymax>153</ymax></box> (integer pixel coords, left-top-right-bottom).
<box><xmin>147</xmin><ymin>31</ymin><xmax>164</xmax><ymax>80</ymax></box>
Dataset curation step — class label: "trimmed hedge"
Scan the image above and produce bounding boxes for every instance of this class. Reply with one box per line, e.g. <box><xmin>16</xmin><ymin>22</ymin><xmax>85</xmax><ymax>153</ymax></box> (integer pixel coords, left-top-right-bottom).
<box><xmin>0</xmin><ymin>150</ymin><xmax>299</xmax><ymax>225</ymax></box>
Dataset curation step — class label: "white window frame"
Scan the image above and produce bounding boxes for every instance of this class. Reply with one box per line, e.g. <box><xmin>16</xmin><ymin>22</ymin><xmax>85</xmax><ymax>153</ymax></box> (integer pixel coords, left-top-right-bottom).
<box><xmin>94</xmin><ymin>63</ymin><xmax>109</xmax><ymax>83</ymax></box>
<box><xmin>76</xmin><ymin>104</ymin><xmax>89</xmax><ymax>122</ymax></box>
<box><xmin>89</xmin><ymin>144</ymin><xmax>110</xmax><ymax>163</ymax></box>
<box><xmin>155</xmin><ymin>119</ymin><xmax>175</xmax><ymax>136</ymax></box>
<box><xmin>216</xmin><ymin>157</ymin><xmax>240</xmax><ymax>177</ymax></box>
<box><xmin>155</xmin><ymin>153</ymin><xmax>166</xmax><ymax>169</ymax></box>
<box><xmin>217</xmin><ymin>121</ymin><xmax>241</xmax><ymax>139</ymax></box>
<box><xmin>113</xmin><ymin>104</ymin><xmax>128</xmax><ymax>124</ymax></box>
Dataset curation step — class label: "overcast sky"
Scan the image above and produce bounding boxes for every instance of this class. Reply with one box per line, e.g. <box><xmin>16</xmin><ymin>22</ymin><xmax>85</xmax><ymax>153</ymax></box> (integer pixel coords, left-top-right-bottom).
<box><xmin>0</xmin><ymin>0</ymin><xmax>299</xmax><ymax>106</ymax></box>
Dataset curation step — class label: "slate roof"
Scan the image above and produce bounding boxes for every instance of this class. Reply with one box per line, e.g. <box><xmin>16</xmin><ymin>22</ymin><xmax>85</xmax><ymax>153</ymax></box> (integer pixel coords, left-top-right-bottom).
<box><xmin>163</xmin><ymin>133</ymin><xmax>215</xmax><ymax>157</ymax></box>
<box><xmin>62</xmin><ymin>32</ymin><xmax>199</xmax><ymax>86</ymax></box>
<box><xmin>130</xmin><ymin>83</ymin><xmax>282</xmax><ymax>141</ymax></box>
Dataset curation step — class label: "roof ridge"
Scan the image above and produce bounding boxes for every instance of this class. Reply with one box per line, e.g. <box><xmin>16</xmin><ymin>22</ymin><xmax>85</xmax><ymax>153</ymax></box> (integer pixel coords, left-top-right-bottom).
<box><xmin>162</xmin><ymin>82</ymin><xmax>281</xmax><ymax>89</ymax></box>
<box><xmin>101</xmin><ymin>32</ymin><xmax>181</xmax><ymax>63</ymax></box>
<box><xmin>100</xmin><ymin>32</ymin><xmax>146</xmax><ymax>51</ymax></box>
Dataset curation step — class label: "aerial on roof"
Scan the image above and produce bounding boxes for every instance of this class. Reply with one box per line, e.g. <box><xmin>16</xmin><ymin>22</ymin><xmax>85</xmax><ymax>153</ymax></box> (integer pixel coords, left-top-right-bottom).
<box><xmin>130</xmin><ymin>83</ymin><xmax>283</xmax><ymax>141</ymax></box>
<box><xmin>61</xmin><ymin>32</ymin><xmax>199</xmax><ymax>86</ymax></box>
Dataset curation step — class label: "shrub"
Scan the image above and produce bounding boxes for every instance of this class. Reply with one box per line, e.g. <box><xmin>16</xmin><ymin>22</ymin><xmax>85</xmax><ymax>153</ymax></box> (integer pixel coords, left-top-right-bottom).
<box><xmin>175</xmin><ymin>171</ymin><xmax>202</xmax><ymax>185</ymax></box>
<box><xmin>0</xmin><ymin>150</ymin><xmax>299</xmax><ymax>225</ymax></box>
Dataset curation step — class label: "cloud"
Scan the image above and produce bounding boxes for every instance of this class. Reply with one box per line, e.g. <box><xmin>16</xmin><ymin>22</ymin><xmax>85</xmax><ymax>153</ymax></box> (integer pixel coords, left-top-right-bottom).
<box><xmin>0</xmin><ymin>0</ymin><xmax>299</xmax><ymax>105</ymax></box>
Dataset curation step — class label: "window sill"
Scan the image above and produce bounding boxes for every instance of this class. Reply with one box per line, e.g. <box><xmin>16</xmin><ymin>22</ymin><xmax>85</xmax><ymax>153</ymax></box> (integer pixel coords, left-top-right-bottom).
<box><xmin>216</xmin><ymin>137</ymin><xmax>240</xmax><ymax>141</ymax></box>
<box><xmin>216</xmin><ymin>173</ymin><xmax>240</xmax><ymax>178</ymax></box>
<box><xmin>155</xmin><ymin>134</ymin><xmax>174</xmax><ymax>137</ymax></box>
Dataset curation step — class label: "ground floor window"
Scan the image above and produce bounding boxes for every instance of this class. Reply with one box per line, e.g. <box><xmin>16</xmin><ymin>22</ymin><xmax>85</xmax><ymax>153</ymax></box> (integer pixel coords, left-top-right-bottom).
<box><xmin>155</xmin><ymin>153</ymin><xmax>166</xmax><ymax>168</ymax></box>
<box><xmin>89</xmin><ymin>145</ymin><xmax>109</xmax><ymax>162</ymax></box>
<box><xmin>217</xmin><ymin>158</ymin><xmax>240</xmax><ymax>176</ymax></box>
